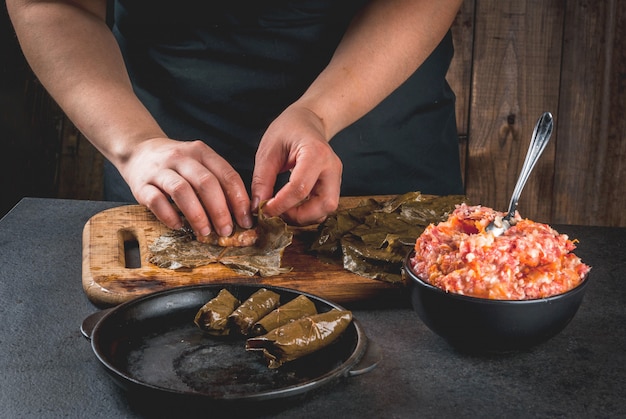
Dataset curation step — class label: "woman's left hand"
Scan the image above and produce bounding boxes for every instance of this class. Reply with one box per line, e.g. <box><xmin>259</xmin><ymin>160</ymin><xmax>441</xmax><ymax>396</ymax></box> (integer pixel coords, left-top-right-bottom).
<box><xmin>251</xmin><ymin>105</ymin><xmax>342</xmax><ymax>225</ymax></box>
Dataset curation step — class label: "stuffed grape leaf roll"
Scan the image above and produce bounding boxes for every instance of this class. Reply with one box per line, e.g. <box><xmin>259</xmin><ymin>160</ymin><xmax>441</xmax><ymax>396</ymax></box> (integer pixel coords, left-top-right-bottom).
<box><xmin>251</xmin><ymin>294</ymin><xmax>318</xmax><ymax>336</ymax></box>
<box><xmin>246</xmin><ymin>309</ymin><xmax>353</xmax><ymax>369</ymax></box>
<box><xmin>194</xmin><ymin>289</ymin><xmax>241</xmax><ymax>336</ymax></box>
<box><xmin>228</xmin><ymin>288</ymin><xmax>281</xmax><ymax>335</ymax></box>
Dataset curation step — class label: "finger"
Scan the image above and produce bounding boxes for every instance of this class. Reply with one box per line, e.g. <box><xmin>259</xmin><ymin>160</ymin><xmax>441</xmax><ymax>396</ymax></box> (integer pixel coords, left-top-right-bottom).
<box><xmin>279</xmin><ymin>183</ymin><xmax>340</xmax><ymax>225</ymax></box>
<box><xmin>156</xmin><ymin>168</ymin><xmax>214</xmax><ymax>237</ymax></box>
<box><xmin>261</xmin><ymin>149</ymin><xmax>321</xmax><ymax>217</ymax></box>
<box><xmin>266</xmin><ymin>165</ymin><xmax>341</xmax><ymax>225</ymax></box>
<box><xmin>275</xmin><ymin>152</ymin><xmax>341</xmax><ymax>224</ymax></box>
<box><xmin>135</xmin><ymin>183</ymin><xmax>184</xmax><ymax>231</ymax></box>
<box><xmin>263</xmin><ymin>174</ymin><xmax>316</xmax><ymax>218</ymax></box>
<box><xmin>220</xmin><ymin>168</ymin><xmax>254</xmax><ymax>229</ymax></box>
<box><xmin>173</xmin><ymin>159</ymin><xmax>234</xmax><ymax>237</ymax></box>
<box><xmin>192</xmin><ymin>147</ymin><xmax>253</xmax><ymax>230</ymax></box>
<box><xmin>262</xmin><ymin>146</ymin><xmax>335</xmax><ymax>215</ymax></box>
<box><xmin>250</xmin><ymin>147</ymin><xmax>282</xmax><ymax>215</ymax></box>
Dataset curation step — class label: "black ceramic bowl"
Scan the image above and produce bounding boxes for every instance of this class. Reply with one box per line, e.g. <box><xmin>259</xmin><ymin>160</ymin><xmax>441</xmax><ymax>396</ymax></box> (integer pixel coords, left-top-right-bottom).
<box><xmin>403</xmin><ymin>251</ymin><xmax>591</xmax><ymax>353</ymax></box>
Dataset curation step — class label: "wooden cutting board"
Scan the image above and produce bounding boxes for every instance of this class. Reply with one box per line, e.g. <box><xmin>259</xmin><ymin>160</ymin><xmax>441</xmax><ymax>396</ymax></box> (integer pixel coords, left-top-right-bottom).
<box><xmin>82</xmin><ymin>196</ymin><xmax>407</xmax><ymax>307</ymax></box>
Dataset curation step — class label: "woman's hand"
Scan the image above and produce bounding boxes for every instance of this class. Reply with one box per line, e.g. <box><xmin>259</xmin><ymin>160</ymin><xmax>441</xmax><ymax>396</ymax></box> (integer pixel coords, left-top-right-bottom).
<box><xmin>121</xmin><ymin>137</ymin><xmax>253</xmax><ymax>238</ymax></box>
<box><xmin>251</xmin><ymin>105</ymin><xmax>342</xmax><ymax>225</ymax></box>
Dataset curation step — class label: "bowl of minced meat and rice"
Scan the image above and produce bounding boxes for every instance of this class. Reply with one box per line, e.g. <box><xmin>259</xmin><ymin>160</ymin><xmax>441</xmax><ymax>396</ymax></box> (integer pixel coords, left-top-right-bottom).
<box><xmin>403</xmin><ymin>203</ymin><xmax>591</xmax><ymax>353</ymax></box>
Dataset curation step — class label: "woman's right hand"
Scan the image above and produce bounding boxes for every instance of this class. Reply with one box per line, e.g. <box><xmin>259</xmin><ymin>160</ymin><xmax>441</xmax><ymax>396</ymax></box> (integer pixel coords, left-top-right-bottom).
<box><xmin>119</xmin><ymin>137</ymin><xmax>254</xmax><ymax>239</ymax></box>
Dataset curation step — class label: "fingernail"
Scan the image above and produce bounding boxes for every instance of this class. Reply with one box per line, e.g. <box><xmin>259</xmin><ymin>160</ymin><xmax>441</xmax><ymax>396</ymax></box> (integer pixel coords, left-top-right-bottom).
<box><xmin>198</xmin><ymin>226</ymin><xmax>211</xmax><ymax>237</ymax></box>
<box><xmin>251</xmin><ymin>196</ymin><xmax>260</xmax><ymax>213</ymax></box>
<box><xmin>218</xmin><ymin>224</ymin><xmax>233</xmax><ymax>237</ymax></box>
<box><xmin>242</xmin><ymin>213</ymin><xmax>254</xmax><ymax>229</ymax></box>
<box><xmin>172</xmin><ymin>216</ymin><xmax>184</xmax><ymax>230</ymax></box>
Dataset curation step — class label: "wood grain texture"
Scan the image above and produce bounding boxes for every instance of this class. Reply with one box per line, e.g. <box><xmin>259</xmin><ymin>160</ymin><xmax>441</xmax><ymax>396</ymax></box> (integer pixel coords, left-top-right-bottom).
<box><xmin>553</xmin><ymin>0</ymin><xmax>626</xmax><ymax>226</ymax></box>
<box><xmin>465</xmin><ymin>0</ymin><xmax>564</xmax><ymax>223</ymax></box>
<box><xmin>82</xmin><ymin>197</ymin><xmax>404</xmax><ymax>308</ymax></box>
<box><xmin>447</xmin><ymin>0</ymin><xmax>476</xmax><ymax>184</ymax></box>
<box><xmin>57</xmin><ymin>122</ymin><xmax>103</xmax><ymax>201</ymax></box>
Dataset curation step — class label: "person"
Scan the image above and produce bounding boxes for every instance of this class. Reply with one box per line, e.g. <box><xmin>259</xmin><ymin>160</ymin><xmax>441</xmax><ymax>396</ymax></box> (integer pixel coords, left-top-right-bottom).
<box><xmin>6</xmin><ymin>0</ymin><xmax>464</xmax><ymax>241</ymax></box>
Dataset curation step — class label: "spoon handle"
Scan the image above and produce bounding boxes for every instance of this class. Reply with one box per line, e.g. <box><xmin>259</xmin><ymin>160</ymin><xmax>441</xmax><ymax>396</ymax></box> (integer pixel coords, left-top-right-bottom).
<box><xmin>505</xmin><ymin>112</ymin><xmax>554</xmax><ymax>219</ymax></box>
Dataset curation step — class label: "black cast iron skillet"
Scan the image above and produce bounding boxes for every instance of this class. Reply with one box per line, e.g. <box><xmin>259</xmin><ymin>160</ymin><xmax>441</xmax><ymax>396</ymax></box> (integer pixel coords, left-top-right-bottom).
<box><xmin>82</xmin><ymin>284</ymin><xmax>380</xmax><ymax>411</ymax></box>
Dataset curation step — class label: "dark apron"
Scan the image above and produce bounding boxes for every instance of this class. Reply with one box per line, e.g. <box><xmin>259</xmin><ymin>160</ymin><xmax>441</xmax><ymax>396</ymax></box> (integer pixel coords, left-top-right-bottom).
<box><xmin>106</xmin><ymin>0</ymin><xmax>463</xmax><ymax>201</ymax></box>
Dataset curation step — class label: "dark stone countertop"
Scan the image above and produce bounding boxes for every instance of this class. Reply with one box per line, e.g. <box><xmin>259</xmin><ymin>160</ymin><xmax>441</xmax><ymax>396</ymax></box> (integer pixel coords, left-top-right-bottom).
<box><xmin>1</xmin><ymin>198</ymin><xmax>624</xmax><ymax>418</ymax></box>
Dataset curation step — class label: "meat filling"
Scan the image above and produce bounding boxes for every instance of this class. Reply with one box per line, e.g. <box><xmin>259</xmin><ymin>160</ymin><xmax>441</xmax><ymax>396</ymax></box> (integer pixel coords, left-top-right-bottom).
<box><xmin>410</xmin><ymin>204</ymin><xmax>591</xmax><ymax>300</ymax></box>
<box><xmin>197</xmin><ymin>226</ymin><xmax>259</xmax><ymax>247</ymax></box>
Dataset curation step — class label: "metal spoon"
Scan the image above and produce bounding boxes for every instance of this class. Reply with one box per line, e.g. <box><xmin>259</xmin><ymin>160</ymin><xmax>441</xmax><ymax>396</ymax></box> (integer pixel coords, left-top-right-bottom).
<box><xmin>485</xmin><ymin>111</ymin><xmax>554</xmax><ymax>236</ymax></box>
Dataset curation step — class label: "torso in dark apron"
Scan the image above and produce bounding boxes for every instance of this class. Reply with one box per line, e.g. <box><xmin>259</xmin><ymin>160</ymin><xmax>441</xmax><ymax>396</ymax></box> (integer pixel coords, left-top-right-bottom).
<box><xmin>107</xmin><ymin>0</ymin><xmax>463</xmax><ymax>201</ymax></box>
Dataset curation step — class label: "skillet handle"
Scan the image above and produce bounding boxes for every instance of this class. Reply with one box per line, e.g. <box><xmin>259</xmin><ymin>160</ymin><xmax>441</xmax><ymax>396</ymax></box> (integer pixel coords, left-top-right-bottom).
<box><xmin>347</xmin><ymin>339</ymin><xmax>382</xmax><ymax>377</ymax></box>
<box><xmin>80</xmin><ymin>308</ymin><xmax>114</xmax><ymax>340</ymax></box>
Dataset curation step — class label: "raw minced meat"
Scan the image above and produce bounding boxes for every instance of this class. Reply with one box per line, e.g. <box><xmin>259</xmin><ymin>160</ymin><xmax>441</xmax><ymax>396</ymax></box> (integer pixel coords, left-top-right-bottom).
<box><xmin>409</xmin><ymin>204</ymin><xmax>591</xmax><ymax>300</ymax></box>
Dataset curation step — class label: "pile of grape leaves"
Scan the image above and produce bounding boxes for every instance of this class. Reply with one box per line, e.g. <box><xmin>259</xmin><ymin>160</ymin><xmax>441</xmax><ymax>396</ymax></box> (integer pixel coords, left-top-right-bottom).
<box><xmin>310</xmin><ymin>192</ymin><xmax>467</xmax><ymax>284</ymax></box>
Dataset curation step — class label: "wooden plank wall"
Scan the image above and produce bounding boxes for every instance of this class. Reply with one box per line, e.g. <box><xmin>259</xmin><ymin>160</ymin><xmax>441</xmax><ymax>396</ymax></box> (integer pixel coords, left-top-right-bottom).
<box><xmin>56</xmin><ymin>117</ymin><xmax>103</xmax><ymax>201</ymax></box>
<box><xmin>449</xmin><ymin>0</ymin><xmax>626</xmax><ymax>227</ymax></box>
<box><xmin>555</xmin><ymin>0</ymin><xmax>626</xmax><ymax>226</ymax></box>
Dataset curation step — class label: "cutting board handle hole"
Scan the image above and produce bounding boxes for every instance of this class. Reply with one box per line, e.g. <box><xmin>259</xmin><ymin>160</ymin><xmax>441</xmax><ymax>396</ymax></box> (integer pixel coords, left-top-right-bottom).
<box><xmin>118</xmin><ymin>229</ymin><xmax>141</xmax><ymax>269</ymax></box>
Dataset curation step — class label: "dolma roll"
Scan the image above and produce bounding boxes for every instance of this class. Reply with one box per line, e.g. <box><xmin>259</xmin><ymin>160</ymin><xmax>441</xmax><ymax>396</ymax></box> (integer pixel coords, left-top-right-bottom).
<box><xmin>251</xmin><ymin>294</ymin><xmax>318</xmax><ymax>336</ymax></box>
<box><xmin>228</xmin><ymin>288</ymin><xmax>280</xmax><ymax>335</ymax></box>
<box><xmin>246</xmin><ymin>309</ymin><xmax>353</xmax><ymax>369</ymax></box>
<box><xmin>194</xmin><ymin>289</ymin><xmax>240</xmax><ymax>335</ymax></box>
